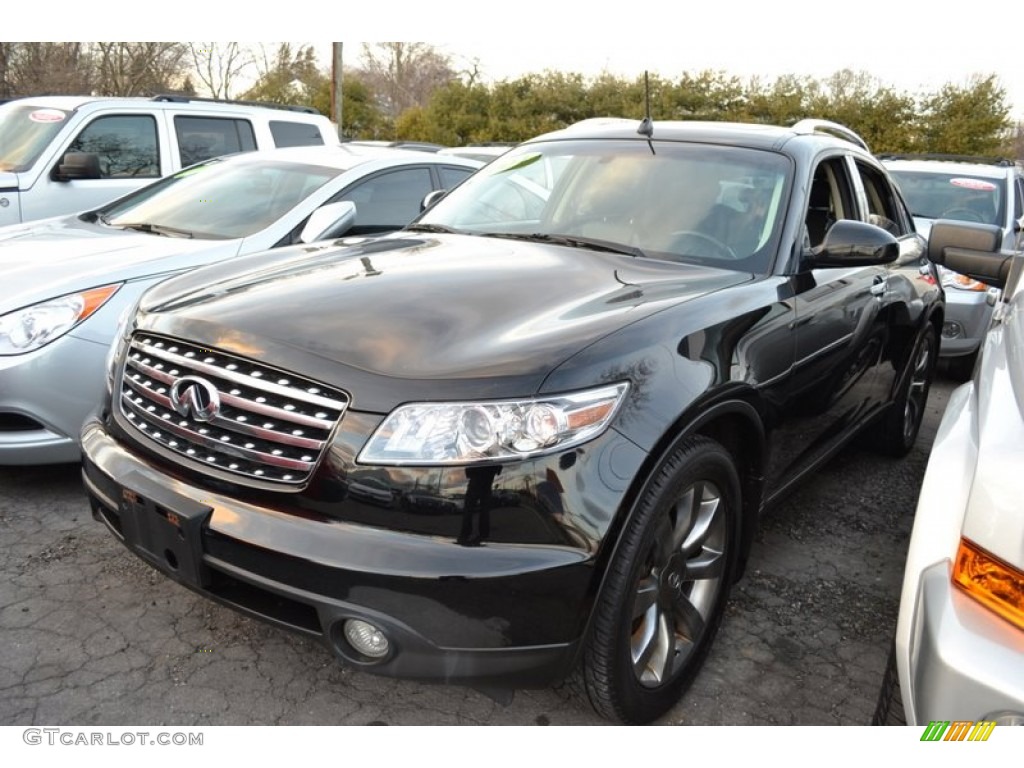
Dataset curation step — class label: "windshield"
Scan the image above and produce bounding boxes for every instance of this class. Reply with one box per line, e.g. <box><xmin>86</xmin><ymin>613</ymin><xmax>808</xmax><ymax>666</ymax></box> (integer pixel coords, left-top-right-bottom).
<box><xmin>99</xmin><ymin>155</ymin><xmax>339</xmax><ymax>239</ymax></box>
<box><xmin>417</xmin><ymin>139</ymin><xmax>791</xmax><ymax>273</ymax></box>
<box><xmin>890</xmin><ymin>169</ymin><xmax>1006</xmax><ymax>227</ymax></box>
<box><xmin>0</xmin><ymin>104</ymin><xmax>70</xmax><ymax>172</ymax></box>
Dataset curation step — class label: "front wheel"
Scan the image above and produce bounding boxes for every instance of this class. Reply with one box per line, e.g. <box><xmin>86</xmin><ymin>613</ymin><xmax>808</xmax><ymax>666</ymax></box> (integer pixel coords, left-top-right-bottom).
<box><xmin>575</xmin><ymin>436</ymin><xmax>741</xmax><ymax>723</ymax></box>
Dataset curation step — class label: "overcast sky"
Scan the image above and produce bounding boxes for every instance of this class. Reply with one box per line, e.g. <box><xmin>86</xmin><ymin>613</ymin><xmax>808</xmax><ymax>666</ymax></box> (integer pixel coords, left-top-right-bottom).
<box><xmin>25</xmin><ymin>0</ymin><xmax>1024</xmax><ymax>120</ymax></box>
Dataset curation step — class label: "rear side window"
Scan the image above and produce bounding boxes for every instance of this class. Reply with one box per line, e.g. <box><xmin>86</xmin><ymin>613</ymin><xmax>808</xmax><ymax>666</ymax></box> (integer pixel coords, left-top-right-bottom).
<box><xmin>439</xmin><ymin>165</ymin><xmax>474</xmax><ymax>189</ymax></box>
<box><xmin>174</xmin><ymin>116</ymin><xmax>257</xmax><ymax>167</ymax></box>
<box><xmin>270</xmin><ymin>120</ymin><xmax>326</xmax><ymax>148</ymax></box>
<box><xmin>332</xmin><ymin>167</ymin><xmax>434</xmax><ymax>234</ymax></box>
<box><xmin>68</xmin><ymin>114</ymin><xmax>159</xmax><ymax>178</ymax></box>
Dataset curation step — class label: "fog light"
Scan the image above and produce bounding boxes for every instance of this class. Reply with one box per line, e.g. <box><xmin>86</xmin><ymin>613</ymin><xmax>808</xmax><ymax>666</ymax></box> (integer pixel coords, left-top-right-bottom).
<box><xmin>982</xmin><ymin>711</ymin><xmax>1024</xmax><ymax>726</ymax></box>
<box><xmin>942</xmin><ymin>321</ymin><xmax>963</xmax><ymax>339</ymax></box>
<box><xmin>343</xmin><ymin>619</ymin><xmax>390</xmax><ymax>658</ymax></box>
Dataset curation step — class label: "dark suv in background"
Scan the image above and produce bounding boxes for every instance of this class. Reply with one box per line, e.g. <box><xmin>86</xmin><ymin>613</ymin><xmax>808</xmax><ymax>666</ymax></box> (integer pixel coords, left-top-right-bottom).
<box><xmin>883</xmin><ymin>155</ymin><xmax>1024</xmax><ymax>378</ymax></box>
<box><xmin>83</xmin><ymin>117</ymin><xmax>949</xmax><ymax>723</ymax></box>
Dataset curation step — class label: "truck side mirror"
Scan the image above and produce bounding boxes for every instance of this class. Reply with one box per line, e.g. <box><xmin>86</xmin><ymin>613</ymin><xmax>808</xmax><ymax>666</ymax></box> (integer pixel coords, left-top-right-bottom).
<box><xmin>52</xmin><ymin>152</ymin><xmax>102</xmax><ymax>182</ymax></box>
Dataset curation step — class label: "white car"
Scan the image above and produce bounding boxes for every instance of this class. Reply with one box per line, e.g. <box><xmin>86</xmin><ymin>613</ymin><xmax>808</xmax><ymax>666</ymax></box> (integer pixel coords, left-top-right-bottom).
<box><xmin>874</xmin><ymin>220</ymin><xmax>1024</xmax><ymax>726</ymax></box>
<box><xmin>0</xmin><ymin>144</ymin><xmax>480</xmax><ymax>465</ymax></box>
<box><xmin>0</xmin><ymin>94</ymin><xmax>341</xmax><ymax>226</ymax></box>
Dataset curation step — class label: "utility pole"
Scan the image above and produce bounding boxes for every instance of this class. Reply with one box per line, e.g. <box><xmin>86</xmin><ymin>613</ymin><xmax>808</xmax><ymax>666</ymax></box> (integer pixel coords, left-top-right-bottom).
<box><xmin>331</xmin><ymin>43</ymin><xmax>343</xmax><ymax>140</ymax></box>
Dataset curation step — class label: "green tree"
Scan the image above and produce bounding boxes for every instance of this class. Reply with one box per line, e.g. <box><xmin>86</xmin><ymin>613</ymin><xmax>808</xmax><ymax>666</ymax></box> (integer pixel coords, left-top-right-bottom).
<box><xmin>408</xmin><ymin>80</ymin><xmax>492</xmax><ymax>144</ymax></box>
<box><xmin>664</xmin><ymin>70</ymin><xmax>746</xmax><ymax>121</ymax></box>
<box><xmin>915</xmin><ymin>75</ymin><xmax>1010</xmax><ymax>154</ymax></box>
<box><xmin>243</xmin><ymin>44</ymin><xmax>326</xmax><ymax>112</ymax></box>
<box><xmin>341</xmin><ymin>76</ymin><xmax>386</xmax><ymax>139</ymax></box>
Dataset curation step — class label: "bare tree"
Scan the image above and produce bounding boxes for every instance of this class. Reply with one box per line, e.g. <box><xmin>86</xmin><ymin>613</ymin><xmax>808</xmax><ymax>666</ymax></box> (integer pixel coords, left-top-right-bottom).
<box><xmin>188</xmin><ymin>42</ymin><xmax>255</xmax><ymax>99</ymax></box>
<box><xmin>357</xmin><ymin>43</ymin><xmax>455</xmax><ymax>119</ymax></box>
<box><xmin>94</xmin><ymin>42</ymin><xmax>188</xmax><ymax>96</ymax></box>
<box><xmin>2</xmin><ymin>42</ymin><xmax>93</xmax><ymax>96</ymax></box>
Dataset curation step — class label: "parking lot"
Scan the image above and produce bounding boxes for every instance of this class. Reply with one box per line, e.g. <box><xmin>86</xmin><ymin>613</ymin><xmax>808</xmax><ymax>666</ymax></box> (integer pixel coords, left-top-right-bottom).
<box><xmin>0</xmin><ymin>375</ymin><xmax>955</xmax><ymax>726</ymax></box>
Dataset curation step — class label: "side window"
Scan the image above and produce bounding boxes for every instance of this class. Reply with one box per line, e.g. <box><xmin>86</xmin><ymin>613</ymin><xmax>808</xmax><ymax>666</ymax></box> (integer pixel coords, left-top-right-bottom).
<box><xmin>332</xmin><ymin>167</ymin><xmax>434</xmax><ymax>234</ymax></box>
<box><xmin>439</xmin><ymin>165</ymin><xmax>474</xmax><ymax>190</ymax></box>
<box><xmin>174</xmin><ymin>116</ymin><xmax>257</xmax><ymax>167</ymax></box>
<box><xmin>1015</xmin><ymin>178</ymin><xmax>1024</xmax><ymax>251</ymax></box>
<box><xmin>805</xmin><ymin>158</ymin><xmax>855</xmax><ymax>249</ymax></box>
<box><xmin>269</xmin><ymin>120</ymin><xmax>326</xmax><ymax>148</ymax></box>
<box><xmin>67</xmin><ymin>114</ymin><xmax>159</xmax><ymax>178</ymax></box>
<box><xmin>855</xmin><ymin>161</ymin><xmax>910</xmax><ymax>237</ymax></box>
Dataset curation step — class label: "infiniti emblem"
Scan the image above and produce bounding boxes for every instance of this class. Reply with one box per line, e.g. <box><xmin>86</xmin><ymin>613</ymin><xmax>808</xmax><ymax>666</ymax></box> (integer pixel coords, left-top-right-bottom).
<box><xmin>168</xmin><ymin>375</ymin><xmax>221</xmax><ymax>422</ymax></box>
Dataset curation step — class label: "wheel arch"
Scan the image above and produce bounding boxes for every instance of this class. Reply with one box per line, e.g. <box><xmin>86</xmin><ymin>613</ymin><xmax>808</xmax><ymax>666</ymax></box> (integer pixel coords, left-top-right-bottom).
<box><xmin>575</xmin><ymin>392</ymin><xmax>768</xmax><ymax>662</ymax></box>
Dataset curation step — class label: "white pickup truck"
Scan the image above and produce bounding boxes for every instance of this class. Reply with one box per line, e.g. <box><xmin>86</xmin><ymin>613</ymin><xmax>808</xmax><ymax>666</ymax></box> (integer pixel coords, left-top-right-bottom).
<box><xmin>0</xmin><ymin>94</ymin><xmax>339</xmax><ymax>227</ymax></box>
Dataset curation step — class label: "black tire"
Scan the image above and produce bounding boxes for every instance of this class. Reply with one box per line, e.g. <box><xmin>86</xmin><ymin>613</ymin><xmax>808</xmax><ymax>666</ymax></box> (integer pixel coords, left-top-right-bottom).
<box><xmin>872</xmin><ymin>641</ymin><xmax>907</xmax><ymax>725</ymax></box>
<box><xmin>575</xmin><ymin>435</ymin><xmax>741</xmax><ymax>723</ymax></box>
<box><xmin>866</xmin><ymin>324</ymin><xmax>938</xmax><ymax>457</ymax></box>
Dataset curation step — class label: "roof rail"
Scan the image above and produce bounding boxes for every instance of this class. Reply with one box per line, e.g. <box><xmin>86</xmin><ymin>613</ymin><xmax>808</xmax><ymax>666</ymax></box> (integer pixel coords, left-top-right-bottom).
<box><xmin>151</xmin><ymin>94</ymin><xmax>321</xmax><ymax>115</ymax></box>
<box><xmin>877</xmin><ymin>152</ymin><xmax>1017</xmax><ymax>167</ymax></box>
<box><xmin>791</xmin><ymin>119</ymin><xmax>869</xmax><ymax>152</ymax></box>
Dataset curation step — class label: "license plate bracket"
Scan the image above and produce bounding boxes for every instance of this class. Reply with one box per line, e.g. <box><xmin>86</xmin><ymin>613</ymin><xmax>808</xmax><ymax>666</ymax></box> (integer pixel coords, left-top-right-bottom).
<box><xmin>117</xmin><ymin>471</ymin><xmax>212</xmax><ymax>588</ymax></box>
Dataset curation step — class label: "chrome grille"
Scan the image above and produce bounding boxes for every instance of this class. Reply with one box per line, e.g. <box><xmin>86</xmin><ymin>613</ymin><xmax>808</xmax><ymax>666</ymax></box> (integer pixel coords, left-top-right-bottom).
<box><xmin>118</xmin><ymin>333</ymin><xmax>348</xmax><ymax>485</ymax></box>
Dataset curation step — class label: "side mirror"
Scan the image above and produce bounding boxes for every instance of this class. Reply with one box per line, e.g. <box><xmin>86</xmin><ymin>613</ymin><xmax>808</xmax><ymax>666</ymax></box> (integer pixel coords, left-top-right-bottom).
<box><xmin>299</xmin><ymin>201</ymin><xmax>357</xmax><ymax>244</ymax></box>
<box><xmin>52</xmin><ymin>152</ymin><xmax>101</xmax><ymax>182</ymax></box>
<box><xmin>928</xmin><ymin>220</ymin><xmax>1009</xmax><ymax>289</ymax></box>
<box><xmin>808</xmin><ymin>219</ymin><xmax>899</xmax><ymax>267</ymax></box>
<box><xmin>421</xmin><ymin>189</ymin><xmax>447</xmax><ymax>212</ymax></box>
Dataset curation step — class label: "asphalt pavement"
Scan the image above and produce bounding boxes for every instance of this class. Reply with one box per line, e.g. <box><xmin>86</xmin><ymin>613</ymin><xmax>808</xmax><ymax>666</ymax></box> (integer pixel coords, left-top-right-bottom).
<box><xmin>0</xmin><ymin>375</ymin><xmax>957</xmax><ymax>726</ymax></box>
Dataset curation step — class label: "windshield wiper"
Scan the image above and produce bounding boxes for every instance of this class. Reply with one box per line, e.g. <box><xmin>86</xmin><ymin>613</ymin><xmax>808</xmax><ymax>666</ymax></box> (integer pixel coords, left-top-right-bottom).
<box><xmin>486</xmin><ymin>232</ymin><xmax>646</xmax><ymax>259</ymax></box>
<box><xmin>116</xmin><ymin>222</ymin><xmax>194</xmax><ymax>238</ymax></box>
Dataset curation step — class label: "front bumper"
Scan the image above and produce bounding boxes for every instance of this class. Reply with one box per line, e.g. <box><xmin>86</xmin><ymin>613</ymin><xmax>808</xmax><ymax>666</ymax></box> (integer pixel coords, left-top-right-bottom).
<box><xmin>902</xmin><ymin>562</ymin><xmax>1024</xmax><ymax>723</ymax></box>
<box><xmin>80</xmin><ymin>415</ymin><xmax>622</xmax><ymax>687</ymax></box>
<box><xmin>0</xmin><ymin>332</ymin><xmax>109</xmax><ymax>464</ymax></box>
<box><xmin>940</xmin><ymin>289</ymin><xmax>997</xmax><ymax>358</ymax></box>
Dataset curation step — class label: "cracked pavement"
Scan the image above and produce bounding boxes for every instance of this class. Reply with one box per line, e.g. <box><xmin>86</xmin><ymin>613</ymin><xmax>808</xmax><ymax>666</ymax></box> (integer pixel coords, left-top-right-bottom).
<box><xmin>0</xmin><ymin>376</ymin><xmax>956</xmax><ymax>725</ymax></box>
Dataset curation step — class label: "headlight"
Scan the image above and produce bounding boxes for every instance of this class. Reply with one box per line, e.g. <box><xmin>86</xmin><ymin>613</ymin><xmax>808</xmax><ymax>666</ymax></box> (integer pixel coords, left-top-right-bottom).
<box><xmin>939</xmin><ymin>266</ymin><xmax>989</xmax><ymax>292</ymax></box>
<box><xmin>953</xmin><ymin>537</ymin><xmax>1024</xmax><ymax>632</ymax></box>
<box><xmin>357</xmin><ymin>382</ymin><xmax>629</xmax><ymax>466</ymax></box>
<box><xmin>0</xmin><ymin>284</ymin><xmax>121</xmax><ymax>355</ymax></box>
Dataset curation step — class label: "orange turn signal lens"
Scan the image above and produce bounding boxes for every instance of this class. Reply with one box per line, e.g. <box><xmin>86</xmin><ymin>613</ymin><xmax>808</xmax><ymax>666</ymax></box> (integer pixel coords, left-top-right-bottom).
<box><xmin>953</xmin><ymin>538</ymin><xmax>1024</xmax><ymax>632</ymax></box>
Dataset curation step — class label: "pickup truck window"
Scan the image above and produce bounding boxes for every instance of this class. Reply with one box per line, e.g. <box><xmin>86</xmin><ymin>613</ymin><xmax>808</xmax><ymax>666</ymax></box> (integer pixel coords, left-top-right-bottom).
<box><xmin>270</xmin><ymin>120</ymin><xmax>326</xmax><ymax>148</ymax></box>
<box><xmin>174</xmin><ymin>115</ymin><xmax>257</xmax><ymax>167</ymax></box>
<box><xmin>68</xmin><ymin>114</ymin><xmax>160</xmax><ymax>178</ymax></box>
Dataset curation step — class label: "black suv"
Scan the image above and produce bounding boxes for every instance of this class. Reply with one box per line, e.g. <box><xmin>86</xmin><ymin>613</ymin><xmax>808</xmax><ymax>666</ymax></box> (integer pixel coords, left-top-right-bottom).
<box><xmin>82</xmin><ymin>117</ymin><xmax>946</xmax><ymax>723</ymax></box>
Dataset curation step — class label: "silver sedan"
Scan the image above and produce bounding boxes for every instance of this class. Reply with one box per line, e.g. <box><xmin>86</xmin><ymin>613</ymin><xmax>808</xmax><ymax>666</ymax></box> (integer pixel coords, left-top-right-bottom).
<box><xmin>0</xmin><ymin>145</ymin><xmax>480</xmax><ymax>464</ymax></box>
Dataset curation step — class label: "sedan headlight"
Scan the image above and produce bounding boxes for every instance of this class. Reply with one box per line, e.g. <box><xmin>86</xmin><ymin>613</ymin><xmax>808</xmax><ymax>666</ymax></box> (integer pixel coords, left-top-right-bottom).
<box><xmin>358</xmin><ymin>382</ymin><xmax>629</xmax><ymax>465</ymax></box>
<box><xmin>0</xmin><ymin>284</ymin><xmax>121</xmax><ymax>355</ymax></box>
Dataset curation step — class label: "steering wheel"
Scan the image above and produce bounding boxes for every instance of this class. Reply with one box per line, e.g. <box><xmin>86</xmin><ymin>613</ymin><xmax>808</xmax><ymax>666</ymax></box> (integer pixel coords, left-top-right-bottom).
<box><xmin>939</xmin><ymin>207</ymin><xmax>985</xmax><ymax>223</ymax></box>
<box><xmin>669</xmin><ymin>230</ymin><xmax>739</xmax><ymax>260</ymax></box>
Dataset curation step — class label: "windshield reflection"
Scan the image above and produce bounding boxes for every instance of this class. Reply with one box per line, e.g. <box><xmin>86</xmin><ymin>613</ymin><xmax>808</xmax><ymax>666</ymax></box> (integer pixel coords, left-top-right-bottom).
<box><xmin>100</xmin><ymin>157</ymin><xmax>339</xmax><ymax>240</ymax></box>
<box><xmin>419</xmin><ymin>139</ymin><xmax>791</xmax><ymax>274</ymax></box>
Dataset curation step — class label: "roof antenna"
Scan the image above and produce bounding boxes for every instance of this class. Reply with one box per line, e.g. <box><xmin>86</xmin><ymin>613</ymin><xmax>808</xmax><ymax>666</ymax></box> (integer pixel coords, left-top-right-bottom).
<box><xmin>637</xmin><ymin>71</ymin><xmax>654</xmax><ymax>153</ymax></box>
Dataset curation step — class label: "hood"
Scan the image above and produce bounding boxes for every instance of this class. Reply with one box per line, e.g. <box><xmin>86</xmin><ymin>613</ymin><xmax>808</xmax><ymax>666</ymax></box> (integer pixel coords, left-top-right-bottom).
<box><xmin>138</xmin><ymin>233</ymin><xmax>750</xmax><ymax>410</ymax></box>
<box><xmin>0</xmin><ymin>215</ymin><xmax>241</xmax><ymax>313</ymax></box>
